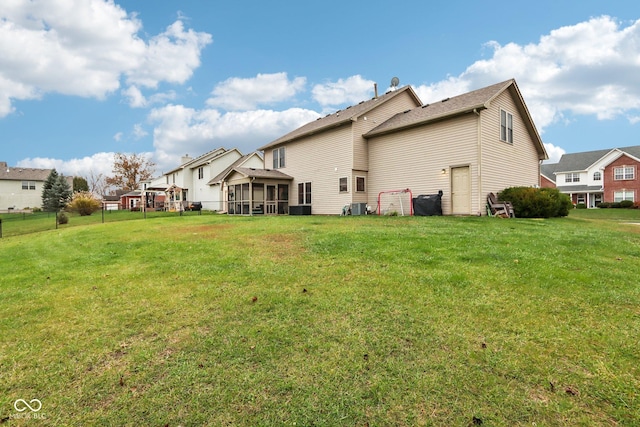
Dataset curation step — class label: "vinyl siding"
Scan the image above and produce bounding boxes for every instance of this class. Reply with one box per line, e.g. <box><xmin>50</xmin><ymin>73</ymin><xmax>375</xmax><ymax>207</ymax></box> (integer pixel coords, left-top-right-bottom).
<box><xmin>368</xmin><ymin>113</ymin><xmax>478</xmax><ymax>215</ymax></box>
<box><xmin>263</xmin><ymin>91</ymin><xmax>420</xmax><ymax>215</ymax></box>
<box><xmin>352</xmin><ymin>92</ymin><xmax>421</xmax><ymax>172</ymax></box>
<box><xmin>266</xmin><ymin>124</ymin><xmax>353</xmax><ymax>215</ymax></box>
<box><xmin>480</xmin><ymin>90</ymin><xmax>541</xmax><ymax>207</ymax></box>
<box><xmin>0</xmin><ymin>180</ymin><xmax>45</xmax><ymax>210</ymax></box>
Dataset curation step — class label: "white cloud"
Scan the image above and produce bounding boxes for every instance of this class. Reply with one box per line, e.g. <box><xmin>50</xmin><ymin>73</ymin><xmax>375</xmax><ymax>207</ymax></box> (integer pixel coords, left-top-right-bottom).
<box><xmin>122</xmin><ymin>85</ymin><xmax>147</xmax><ymax>108</ymax></box>
<box><xmin>414</xmin><ymin>16</ymin><xmax>640</xmax><ymax>133</ymax></box>
<box><xmin>122</xmin><ymin>85</ymin><xmax>177</xmax><ymax>108</ymax></box>
<box><xmin>17</xmin><ymin>152</ymin><xmax>118</xmax><ymax>178</ymax></box>
<box><xmin>206</xmin><ymin>73</ymin><xmax>306</xmax><ymax>111</ymax></box>
<box><xmin>312</xmin><ymin>75</ymin><xmax>375</xmax><ymax>107</ymax></box>
<box><xmin>0</xmin><ymin>0</ymin><xmax>211</xmax><ymax>117</ymax></box>
<box><xmin>113</xmin><ymin>132</ymin><xmax>123</xmax><ymax>142</ymax></box>
<box><xmin>133</xmin><ymin>124</ymin><xmax>148</xmax><ymax>139</ymax></box>
<box><xmin>542</xmin><ymin>143</ymin><xmax>566</xmax><ymax>163</ymax></box>
<box><xmin>148</xmin><ymin>104</ymin><xmax>320</xmax><ymax>171</ymax></box>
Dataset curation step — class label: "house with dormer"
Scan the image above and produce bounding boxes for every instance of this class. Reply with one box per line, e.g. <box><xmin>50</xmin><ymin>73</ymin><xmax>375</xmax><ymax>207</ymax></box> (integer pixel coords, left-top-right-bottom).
<box><xmin>256</xmin><ymin>79</ymin><xmax>547</xmax><ymax>215</ymax></box>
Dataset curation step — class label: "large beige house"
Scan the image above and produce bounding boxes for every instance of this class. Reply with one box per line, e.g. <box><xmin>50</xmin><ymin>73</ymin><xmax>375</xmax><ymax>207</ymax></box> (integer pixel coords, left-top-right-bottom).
<box><xmin>0</xmin><ymin>162</ymin><xmax>64</xmax><ymax>211</ymax></box>
<box><xmin>255</xmin><ymin>79</ymin><xmax>547</xmax><ymax>216</ymax></box>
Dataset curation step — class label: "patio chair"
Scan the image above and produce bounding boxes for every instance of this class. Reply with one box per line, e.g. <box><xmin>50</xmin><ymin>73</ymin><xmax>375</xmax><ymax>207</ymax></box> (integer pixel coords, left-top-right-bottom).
<box><xmin>487</xmin><ymin>192</ymin><xmax>515</xmax><ymax>218</ymax></box>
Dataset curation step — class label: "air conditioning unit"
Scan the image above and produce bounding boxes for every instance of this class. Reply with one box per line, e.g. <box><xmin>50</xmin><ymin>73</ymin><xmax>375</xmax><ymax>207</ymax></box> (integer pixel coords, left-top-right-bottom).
<box><xmin>350</xmin><ymin>202</ymin><xmax>367</xmax><ymax>215</ymax></box>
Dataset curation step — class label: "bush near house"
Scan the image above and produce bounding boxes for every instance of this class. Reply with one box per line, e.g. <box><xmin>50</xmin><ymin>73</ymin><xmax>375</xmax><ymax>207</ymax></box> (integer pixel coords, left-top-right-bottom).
<box><xmin>499</xmin><ymin>187</ymin><xmax>572</xmax><ymax>218</ymax></box>
<box><xmin>66</xmin><ymin>191</ymin><xmax>102</xmax><ymax>216</ymax></box>
<box><xmin>599</xmin><ymin>201</ymin><xmax>636</xmax><ymax>209</ymax></box>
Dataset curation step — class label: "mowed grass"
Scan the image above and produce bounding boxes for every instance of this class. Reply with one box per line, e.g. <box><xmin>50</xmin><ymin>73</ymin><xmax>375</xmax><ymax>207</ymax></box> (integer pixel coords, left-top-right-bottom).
<box><xmin>1</xmin><ymin>211</ymin><xmax>639</xmax><ymax>426</ymax></box>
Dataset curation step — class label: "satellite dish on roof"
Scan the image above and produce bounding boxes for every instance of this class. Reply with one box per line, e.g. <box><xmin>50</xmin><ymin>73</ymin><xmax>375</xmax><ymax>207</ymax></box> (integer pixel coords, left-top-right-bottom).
<box><xmin>390</xmin><ymin>76</ymin><xmax>400</xmax><ymax>89</ymax></box>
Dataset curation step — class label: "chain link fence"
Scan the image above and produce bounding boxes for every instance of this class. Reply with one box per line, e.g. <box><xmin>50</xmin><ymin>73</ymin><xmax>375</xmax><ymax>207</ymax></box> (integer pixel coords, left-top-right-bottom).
<box><xmin>0</xmin><ymin>207</ymin><xmax>213</xmax><ymax>239</ymax></box>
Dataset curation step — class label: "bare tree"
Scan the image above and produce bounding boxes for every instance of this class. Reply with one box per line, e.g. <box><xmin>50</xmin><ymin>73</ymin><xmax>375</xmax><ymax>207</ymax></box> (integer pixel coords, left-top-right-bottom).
<box><xmin>87</xmin><ymin>170</ymin><xmax>110</xmax><ymax>196</ymax></box>
<box><xmin>105</xmin><ymin>153</ymin><xmax>156</xmax><ymax>191</ymax></box>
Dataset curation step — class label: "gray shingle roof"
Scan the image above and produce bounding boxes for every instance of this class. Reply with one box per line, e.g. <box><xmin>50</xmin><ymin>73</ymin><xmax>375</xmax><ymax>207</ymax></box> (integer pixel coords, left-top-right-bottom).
<box><xmin>540</xmin><ymin>163</ymin><xmax>560</xmax><ymax>181</ymax></box>
<box><xmin>231</xmin><ymin>167</ymin><xmax>293</xmax><ymax>180</ymax></box>
<box><xmin>364</xmin><ymin>79</ymin><xmax>516</xmax><ymax>137</ymax></box>
<box><xmin>555</xmin><ymin>145</ymin><xmax>640</xmax><ymax>172</ymax></box>
<box><xmin>0</xmin><ymin>163</ymin><xmax>56</xmax><ymax>181</ymax></box>
<box><xmin>208</xmin><ymin>152</ymin><xmax>261</xmax><ymax>185</ymax></box>
<box><xmin>363</xmin><ymin>79</ymin><xmax>547</xmax><ymax>160</ymax></box>
<box><xmin>258</xmin><ymin>85</ymin><xmax>421</xmax><ymax>150</ymax></box>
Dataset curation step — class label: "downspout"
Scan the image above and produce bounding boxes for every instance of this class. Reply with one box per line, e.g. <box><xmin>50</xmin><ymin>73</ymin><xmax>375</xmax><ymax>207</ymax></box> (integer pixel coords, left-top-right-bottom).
<box><xmin>474</xmin><ymin>108</ymin><xmax>482</xmax><ymax>215</ymax></box>
<box><xmin>249</xmin><ymin>177</ymin><xmax>255</xmax><ymax>216</ymax></box>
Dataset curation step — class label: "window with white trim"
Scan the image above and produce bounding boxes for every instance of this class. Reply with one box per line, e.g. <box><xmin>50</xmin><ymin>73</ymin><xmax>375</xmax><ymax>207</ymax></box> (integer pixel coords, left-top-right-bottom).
<box><xmin>593</xmin><ymin>171</ymin><xmax>601</xmax><ymax>181</ymax></box>
<box><xmin>356</xmin><ymin>176</ymin><xmax>366</xmax><ymax>192</ymax></box>
<box><xmin>21</xmin><ymin>181</ymin><xmax>36</xmax><ymax>190</ymax></box>
<box><xmin>198</xmin><ymin>167</ymin><xmax>204</xmax><ymax>179</ymax></box>
<box><xmin>614</xmin><ymin>190</ymin><xmax>634</xmax><ymax>202</ymax></box>
<box><xmin>339</xmin><ymin>177</ymin><xmax>348</xmax><ymax>193</ymax></box>
<box><xmin>273</xmin><ymin>147</ymin><xmax>285</xmax><ymax>169</ymax></box>
<box><xmin>500</xmin><ymin>109</ymin><xmax>513</xmax><ymax>144</ymax></box>
<box><xmin>614</xmin><ymin>166</ymin><xmax>635</xmax><ymax>180</ymax></box>
<box><xmin>565</xmin><ymin>173</ymin><xmax>580</xmax><ymax>183</ymax></box>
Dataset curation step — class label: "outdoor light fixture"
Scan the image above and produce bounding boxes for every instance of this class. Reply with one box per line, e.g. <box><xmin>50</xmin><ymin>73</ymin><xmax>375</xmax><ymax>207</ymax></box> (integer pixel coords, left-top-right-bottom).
<box><xmin>441</xmin><ymin>168</ymin><xmax>447</xmax><ymax>174</ymax></box>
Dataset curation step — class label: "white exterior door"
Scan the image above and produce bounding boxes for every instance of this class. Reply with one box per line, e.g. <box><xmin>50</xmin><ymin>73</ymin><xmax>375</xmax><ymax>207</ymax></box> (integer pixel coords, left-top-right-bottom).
<box><xmin>451</xmin><ymin>166</ymin><xmax>471</xmax><ymax>215</ymax></box>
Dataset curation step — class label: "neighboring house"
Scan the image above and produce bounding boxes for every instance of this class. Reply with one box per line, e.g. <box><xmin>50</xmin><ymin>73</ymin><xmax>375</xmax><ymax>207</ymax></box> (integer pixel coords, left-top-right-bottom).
<box><xmin>208</xmin><ymin>152</ymin><xmax>270</xmax><ymax>213</ymax></box>
<box><xmin>540</xmin><ymin>163</ymin><xmax>559</xmax><ymax>188</ymax></box>
<box><xmin>258</xmin><ymin>79</ymin><xmax>547</xmax><ymax>215</ymax></box>
<box><xmin>0</xmin><ymin>162</ymin><xmax>73</xmax><ymax>211</ymax></box>
<box><xmin>135</xmin><ymin>148</ymin><xmax>264</xmax><ymax>212</ymax></box>
<box><xmin>102</xmin><ymin>195</ymin><xmax>121</xmax><ymax>210</ymax></box>
<box><xmin>543</xmin><ymin>145</ymin><xmax>640</xmax><ymax>207</ymax></box>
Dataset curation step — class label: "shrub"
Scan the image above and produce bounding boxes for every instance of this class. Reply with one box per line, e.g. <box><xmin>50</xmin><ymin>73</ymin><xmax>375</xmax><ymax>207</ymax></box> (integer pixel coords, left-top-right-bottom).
<box><xmin>498</xmin><ymin>187</ymin><xmax>573</xmax><ymax>218</ymax></box>
<box><xmin>619</xmin><ymin>200</ymin><xmax>634</xmax><ymax>209</ymax></box>
<box><xmin>67</xmin><ymin>191</ymin><xmax>102</xmax><ymax>216</ymax></box>
<box><xmin>57</xmin><ymin>212</ymin><xmax>69</xmax><ymax>224</ymax></box>
<box><xmin>576</xmin><ymin>203</ymin><xmax>587</xmax><ymax>209</ymax></box>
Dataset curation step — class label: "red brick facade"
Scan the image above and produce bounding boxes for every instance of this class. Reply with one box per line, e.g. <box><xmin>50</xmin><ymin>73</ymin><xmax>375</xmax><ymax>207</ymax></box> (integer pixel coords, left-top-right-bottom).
<box><xmin>540</xmin><ymin>175</ymin><xmax>555</xmax><ymax>188</ymax></box>
<box><xmin>603</xmin><ymin>154</ymin><xmax>639</xmax><ymax>202</ymax></box>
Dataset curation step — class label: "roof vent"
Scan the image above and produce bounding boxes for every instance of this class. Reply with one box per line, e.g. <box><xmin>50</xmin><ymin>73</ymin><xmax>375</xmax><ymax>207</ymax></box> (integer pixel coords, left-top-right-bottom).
<box><xmin>422</xmin><ymin>104</ymin><xmax>430</xmax><ymax>108</ymax></box>
<box><xmin>441</xmin><ymin>98</ymin><xmax>450</xmax><ymax>103</ymax></box>
<box><xmin>403</xmin><ymin>109</ymin><xmax>411</xmax><ymax>114</ymax></box>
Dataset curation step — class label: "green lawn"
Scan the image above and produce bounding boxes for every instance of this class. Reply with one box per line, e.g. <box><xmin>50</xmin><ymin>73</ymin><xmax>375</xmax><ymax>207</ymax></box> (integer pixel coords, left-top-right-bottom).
<box><xmin>1</xmin><ymin>211</ymin><xmax>639</xmax><ymax>426</ymax></box>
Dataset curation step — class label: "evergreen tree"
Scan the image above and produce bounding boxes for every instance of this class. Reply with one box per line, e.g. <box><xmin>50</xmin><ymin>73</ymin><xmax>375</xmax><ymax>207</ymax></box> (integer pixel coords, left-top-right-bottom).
<box><xmin>42</xmin><ymin>169</ymin><xmax>72</xmax><ymax>212</ymax></box>
<box><xmin>73</xmin><ymin>176</ymin><xmax>89</xmax><ymax>192</ymax></box>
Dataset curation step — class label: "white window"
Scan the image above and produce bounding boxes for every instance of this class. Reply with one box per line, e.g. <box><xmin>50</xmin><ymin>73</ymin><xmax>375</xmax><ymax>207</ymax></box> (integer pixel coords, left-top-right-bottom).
<box><xmin>565</xmin><ymin>173</ymin><xmax>580</xmax><ymax>183</ymax></box>
<box><xmin>614</xmin><ymin>190</ymin><xmax>635</xmax><ymax>202</ymax></box>
<box><xmin>273</xmin><ymin>147</ymin><xmax>285</xmax><ymax>169</ymax></box>
<box><xmin>614</xmin><ymin>166</ymin><xmax>635</xmax><ymax>180</ymax></box>
<box><xmin>198</xmin><ymin>167</ymin><xmax>204</xmax><ymax>179</ymax></box>
<box><xmin>500</xmin><ymin>109</ymin><xmax>513</xmax><ymax>144</ymax></box>
<box><xmin>593</xmin><ymin>171</ymin><xmax>601</xmax><ymax>181</ymax></box>
<box><xmin>339</xmin><ymin>177</ymin><xmax>348</xmax><ymax>193</ymax></box>
<box><xmin>21</xmin><ymin>181</ymin><xmax>36</xmax><ymax>190</ymax></box>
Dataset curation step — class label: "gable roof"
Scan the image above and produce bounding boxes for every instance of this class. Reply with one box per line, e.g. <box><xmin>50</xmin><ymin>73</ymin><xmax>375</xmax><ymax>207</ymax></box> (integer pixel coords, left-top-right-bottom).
<box><xmin>555</xmin><ymin>145</ymin><xmax>640</xmax><ymax>172</ymax></box>
<box><xmin>258</xmin><ymin>85</ymin><xmax>422</xmax><ymax>150</ymax></box>
<box><xmin>208</xmin><ymin>152</ymin><xmax>264</xmax><ymax>185</ymax></box>
<box><xmin>364</xmin><ymin>79</ymin><xmax>547</xmax><ymax>160</ymax></box>
<box><xmin>0</xmin><ymin>163</ymin><xmax>57</xmax><ymax>181</ymax></box>
<box><xmin>164</xmin><ymin>147</ymin><xmax>227</xmax><ymax>175</ymax></box>
<box><xmin>540</xmin><ymin>163</ymin><xmax>560</xmax><ymax>182</ymax></box>
<box><xmin>230</xmin><ymin>167</ymin><xmax>293</xmax><ymax>180</ymax></box>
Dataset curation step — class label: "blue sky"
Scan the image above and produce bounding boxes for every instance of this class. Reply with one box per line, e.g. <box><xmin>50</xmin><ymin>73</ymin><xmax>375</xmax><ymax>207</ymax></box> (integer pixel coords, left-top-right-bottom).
<box><xmin>1</xmin><ymin>0</ymin><xmax>639</xmax><ymax>179</ymax></box>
